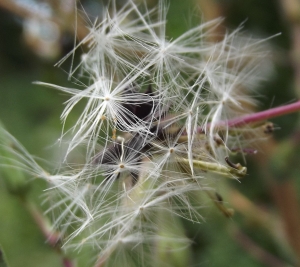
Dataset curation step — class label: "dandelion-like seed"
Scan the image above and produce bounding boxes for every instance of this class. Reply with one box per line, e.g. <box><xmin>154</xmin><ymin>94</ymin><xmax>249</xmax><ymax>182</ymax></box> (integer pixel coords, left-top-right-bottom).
<box><xmin>2</xmin><ymin>0</ymin><xmax>293</xmax><ymax>266</ymax></box>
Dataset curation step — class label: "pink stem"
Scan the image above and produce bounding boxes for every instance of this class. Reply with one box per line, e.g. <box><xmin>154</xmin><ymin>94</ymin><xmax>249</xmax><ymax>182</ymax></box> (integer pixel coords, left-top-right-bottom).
<box><xmin>212</xmin><ymin>100</ymin><xmax>300</xmax><ymax>128</ymax></box>
<box><xmin>25</xmin><ymin>202</ymin><xmax>74</xmax><ymax>267</ymax></box>
<box><xmin>63</xmin><ymin>258</ymin><xmax>74</xmax><ymax>267</ymax></box>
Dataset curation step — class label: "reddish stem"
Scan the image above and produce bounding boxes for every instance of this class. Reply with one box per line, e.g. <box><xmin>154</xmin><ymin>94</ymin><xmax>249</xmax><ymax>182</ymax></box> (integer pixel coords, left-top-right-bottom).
<box><xmin>25</xmin><ymin>201</ymin><xmax>74</xmax><ymax>267</ymax></box>
<box><xmin>205</xmin><ymin>101</ymin><xmax>300</xmax><ymax>131</ymax></box>
<box><xmin>63</xmin><ymin>258</ymin><xmax>74</xmax><ymax>267</ymax></box>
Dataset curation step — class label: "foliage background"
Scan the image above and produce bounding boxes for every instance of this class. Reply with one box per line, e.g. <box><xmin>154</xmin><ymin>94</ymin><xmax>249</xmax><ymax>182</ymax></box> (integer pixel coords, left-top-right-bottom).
<box><xmin>0</xmin><ymin>0</ymin><xmax>299</xmax><ymax>266</ymax></box>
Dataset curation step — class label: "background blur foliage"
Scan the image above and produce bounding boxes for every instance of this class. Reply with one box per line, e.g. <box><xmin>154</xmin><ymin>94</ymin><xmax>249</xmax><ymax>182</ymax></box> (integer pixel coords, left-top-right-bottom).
<box><xmin>0</xmin><ymin>0</ymin><xmax>300</xmax><ymax>267</ymax></box>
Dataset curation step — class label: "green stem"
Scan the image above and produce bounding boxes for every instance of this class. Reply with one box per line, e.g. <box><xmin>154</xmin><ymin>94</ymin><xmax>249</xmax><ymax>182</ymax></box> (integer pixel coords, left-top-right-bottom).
<box><xmin>178</xmin><ymin>157</ymin><xmax>247</xmax><ymax>178</ymax></box>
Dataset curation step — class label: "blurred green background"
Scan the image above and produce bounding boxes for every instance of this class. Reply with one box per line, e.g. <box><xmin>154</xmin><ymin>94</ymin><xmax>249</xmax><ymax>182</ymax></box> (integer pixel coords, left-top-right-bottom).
<box><xmin>0</xmin><ymin>0</ymin><xmax>300</xmax><ymax>267</ymax></box>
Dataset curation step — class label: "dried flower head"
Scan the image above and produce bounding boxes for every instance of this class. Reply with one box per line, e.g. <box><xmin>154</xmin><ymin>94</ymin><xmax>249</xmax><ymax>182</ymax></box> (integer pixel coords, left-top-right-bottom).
<box><xmin>1</xmin><ymin>0</ymin><xmax>277</xmax><ymax>266</ymax></box>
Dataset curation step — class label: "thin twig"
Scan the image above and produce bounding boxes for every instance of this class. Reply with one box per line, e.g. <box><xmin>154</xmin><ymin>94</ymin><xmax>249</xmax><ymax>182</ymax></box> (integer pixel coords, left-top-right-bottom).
<box><xmin>231</xmin><ymin>225</ymin><xmax>293</xmax><ymax>267</ymax></box>
<box><xmin>221</xmin><ymin>101</ymin><xmax>300</xmax><ymax>127</ymax></box>
<box><xmin>24</xmin><ymin>200</ymin><xmax>74</xmax><ymax>267</ymax></box>
<box><xmin>199</xmin><ymin>101</ymin><xmax>300</xmax><ymax>133</ymax></box>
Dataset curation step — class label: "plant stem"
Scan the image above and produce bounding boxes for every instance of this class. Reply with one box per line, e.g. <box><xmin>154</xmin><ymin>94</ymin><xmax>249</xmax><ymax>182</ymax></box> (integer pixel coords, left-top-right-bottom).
<box><xmin>224</xmin><ymin>101</ymin><xmax>300</xmax><ymax>127</ymax></box>
<box><xmin>199</xmin><ymin>101</ymin><xmax>300</xmax><ymax>132</ymax></box>
<box><xmin>178</xmin><ymin>157</ymin><xmax>247</xmax><ymax>178</ymax></box>
<box><xmin>232</xmin><ymin>224</ymin><xmax>291</xmax><ymax>267</ymax></box>
<box><xmin>24</xmin><ymin>200</ymin><xmax>74</xmax><ymax>267</ymax></box>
